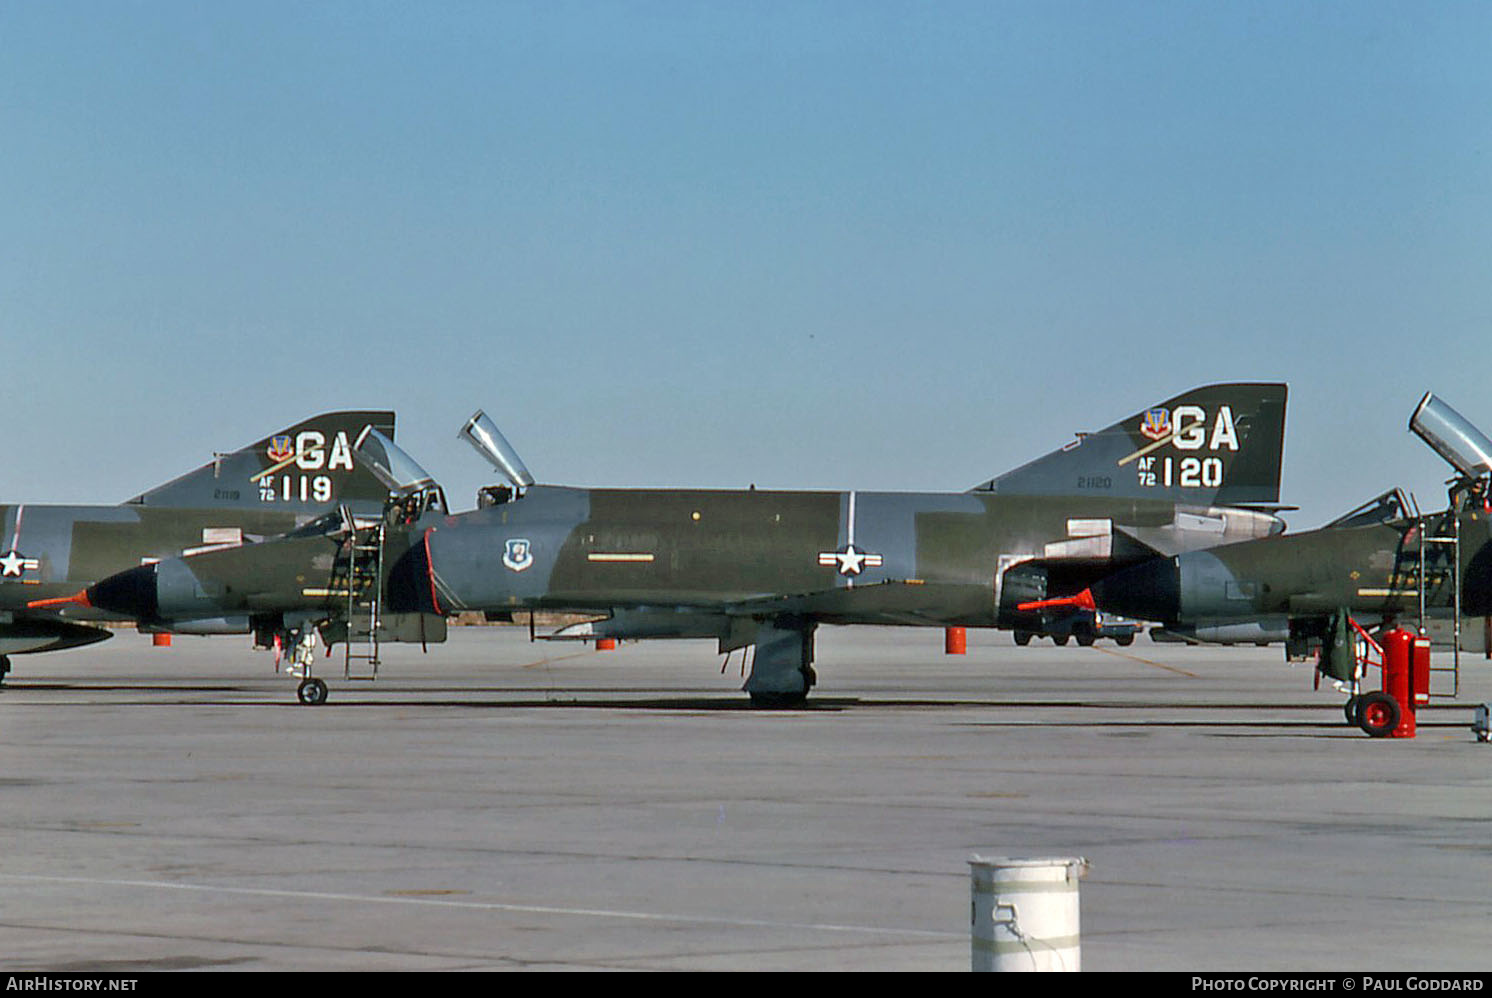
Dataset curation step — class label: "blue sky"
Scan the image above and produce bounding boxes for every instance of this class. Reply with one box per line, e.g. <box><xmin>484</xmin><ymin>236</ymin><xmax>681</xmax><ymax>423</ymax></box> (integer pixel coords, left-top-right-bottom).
<box><xmin>3</xmin><ymin>1</ymin><xmax>1489</xmax><ymax>528</ymax></box>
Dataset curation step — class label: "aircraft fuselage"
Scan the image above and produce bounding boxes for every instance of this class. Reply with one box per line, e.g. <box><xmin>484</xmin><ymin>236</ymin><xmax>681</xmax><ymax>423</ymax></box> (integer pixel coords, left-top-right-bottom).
<box><xmin>1090</xmin><ymin>509</ymin><xmax>1492</xmax><ymax>626</ymax></box>
<box><xmin>388</xmin><ymin>485</ymin><xmax>1283</xmax><ymax>628</ymax></box>
<box><xmin>0</xmin><ymin>503</ymin><xmax>334</xmax><ymax>611</ymax></box>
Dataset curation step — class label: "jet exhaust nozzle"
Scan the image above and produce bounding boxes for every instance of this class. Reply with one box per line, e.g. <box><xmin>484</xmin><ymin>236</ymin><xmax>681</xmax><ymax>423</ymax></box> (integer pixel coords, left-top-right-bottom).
<box><xmin>460</xmin><ymin>410</ymin><xmax>534</xmax><ymax>491</ymax></box>
<box><xmin>1410</xmin><ymin>393</ymin><xmax>1492</xmax><ymax>480</ymax></box>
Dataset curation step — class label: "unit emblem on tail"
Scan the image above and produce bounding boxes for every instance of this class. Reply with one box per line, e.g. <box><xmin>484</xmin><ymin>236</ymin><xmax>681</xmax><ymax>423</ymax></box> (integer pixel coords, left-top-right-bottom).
<box><xmin>1139</xmin><ymin>408</ymin><xmax>1172</xmax><ymax>441</ymax></box>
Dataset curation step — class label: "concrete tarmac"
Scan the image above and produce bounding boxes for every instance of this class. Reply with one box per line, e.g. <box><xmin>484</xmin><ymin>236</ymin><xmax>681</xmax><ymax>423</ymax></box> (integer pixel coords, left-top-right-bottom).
<box><xmin>1</xmin><ymin>625</ymin><xmax>1490</xmax><ymax>972</ymax></box>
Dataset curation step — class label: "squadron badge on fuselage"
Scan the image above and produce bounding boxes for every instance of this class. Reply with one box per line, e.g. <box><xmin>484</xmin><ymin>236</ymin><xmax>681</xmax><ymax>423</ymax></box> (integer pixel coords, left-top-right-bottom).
<box><xmin>503</xmin><ymin>538</ymin><xmax>534</xmax><ymax>572</ymax></box>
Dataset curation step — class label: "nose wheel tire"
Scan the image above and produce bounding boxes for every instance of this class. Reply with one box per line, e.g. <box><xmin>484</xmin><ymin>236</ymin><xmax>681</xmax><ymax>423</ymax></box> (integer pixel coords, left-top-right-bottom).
<box><xmin>297</xmin><ymin>678</ymin><xmax>329</xmax><ymax>706</ymax></box>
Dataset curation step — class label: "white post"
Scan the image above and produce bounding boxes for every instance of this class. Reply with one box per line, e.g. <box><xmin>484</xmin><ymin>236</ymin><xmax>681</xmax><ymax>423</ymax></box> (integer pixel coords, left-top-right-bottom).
<box><xmin>970</xmin><ymin>855</ymin><xmax>1088</xmax><ymax>972</ymax></box>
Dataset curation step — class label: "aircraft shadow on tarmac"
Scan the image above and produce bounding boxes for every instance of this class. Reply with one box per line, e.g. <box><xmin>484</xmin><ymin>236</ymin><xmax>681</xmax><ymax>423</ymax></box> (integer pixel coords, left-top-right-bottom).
<box><xmin>8</xmin><ymin>681</ymin><xmax>1479</xmax><ymax>735</ymax></box>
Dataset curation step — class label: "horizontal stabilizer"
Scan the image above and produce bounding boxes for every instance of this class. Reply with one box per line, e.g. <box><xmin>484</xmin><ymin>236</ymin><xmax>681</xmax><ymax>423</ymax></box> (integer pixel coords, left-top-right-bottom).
<box><xmin>972</xmin><ymin>383</ymin><xmax>1287</xmax><ymax>507</ymax></box>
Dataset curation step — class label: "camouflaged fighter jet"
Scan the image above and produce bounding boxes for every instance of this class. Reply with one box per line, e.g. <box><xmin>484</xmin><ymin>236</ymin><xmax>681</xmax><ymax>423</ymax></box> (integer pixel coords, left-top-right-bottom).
<box><xmin>73</xmin><ymin>383</ymin><xmax>1290</xmax><ymax>705</ymax></box>
<box><xmin>0</xmin><ymin>411</ymin><xmax>399</xmax><ymax>681</ymax></box>
<box><xmin>1026</xmin><ymin>393</ymin><xmax>1492</xmax><ymax>694</ymax></box>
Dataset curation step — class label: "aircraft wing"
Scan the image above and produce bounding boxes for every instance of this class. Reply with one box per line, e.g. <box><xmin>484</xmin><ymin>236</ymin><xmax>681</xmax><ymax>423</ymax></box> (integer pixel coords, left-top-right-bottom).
<box><xmin>543</xmin><ymin>581</ymin><xmax>989</xmax><ymax>647</ymax></box>
<box><xmin>723</xmin><ymin>581</ymin><xmax>990</xmax><ymax>626</ymax></box>
<box><xmin>0</xmin><ymin>611</ymin><xmax>111</xmax><ymax>656</ymax></box>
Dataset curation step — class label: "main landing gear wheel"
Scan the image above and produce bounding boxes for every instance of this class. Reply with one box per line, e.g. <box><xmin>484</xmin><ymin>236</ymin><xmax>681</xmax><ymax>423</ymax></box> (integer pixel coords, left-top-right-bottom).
<box><xmin>748</xmin><ymin>690</ymin><xmax>809</xmax><ymax>708</ymax></box>
<box><xmin>297</xmin><ymin>678</ymin><xmax>329</xmax><ymax>706</ymax></box>
<box><xmin>748</xmin><ymin>664</ymin><xmax>815</xmax><ymax>709</ymax></box>
<box><xmin>0</xmin><ymin>654</ymin><xmax>10</xmax><ymax>685</ymax></box>
<box><xmin>1014</xmin><ymin>631</ymin><xmax>1034</xmax><ymax>646</ymax></box>
<box><xmin>1052</xmin><ymin>634</ymin><xmax>1070</xmax><ymax>646</ymax></box>
<box><xmin>1115</xmin><ymin>634</ymin><xmax>1135</xmax><ymax>647</ymax></box>
<box><xmin>1356</xmin><ymin>691</ymin><xmax>1400</xmax><ymax>738</ymax></box>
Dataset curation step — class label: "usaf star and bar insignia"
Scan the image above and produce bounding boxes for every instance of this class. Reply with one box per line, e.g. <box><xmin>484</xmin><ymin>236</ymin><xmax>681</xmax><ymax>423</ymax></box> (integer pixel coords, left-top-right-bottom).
<box><xmin>817</xmin><ymin>544</ymin><xmax>884</xmax><ymax>577</ymax></box>
<box><xmin>0</xmin><ymin>549</ymin><xmax>40</xmax><ymax>578</ymax></box>
<box><xmin>817</xmin><ymin>492</ymin><xmax>885</xmax><ymax>579</ymax></box>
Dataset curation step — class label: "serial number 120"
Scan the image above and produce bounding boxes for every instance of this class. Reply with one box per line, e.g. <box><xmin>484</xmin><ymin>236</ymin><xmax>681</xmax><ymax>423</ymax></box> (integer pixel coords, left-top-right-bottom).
<box><xmin>1137</xmin><ymin>457</ymin><xmax>1224</xmax><ymax>489</ymax></box>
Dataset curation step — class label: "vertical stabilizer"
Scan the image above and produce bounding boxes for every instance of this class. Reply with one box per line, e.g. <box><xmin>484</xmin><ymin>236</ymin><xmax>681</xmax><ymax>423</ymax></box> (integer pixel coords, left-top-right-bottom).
<box><xmin>972</xmin><ymin>383</ymin><xmax>1287</xmax><ymax>506</ymax></box>
<box><xmin>127</xmin><ymin>411</ymin><xmax>397</xmax><ymax>512</ymax></box>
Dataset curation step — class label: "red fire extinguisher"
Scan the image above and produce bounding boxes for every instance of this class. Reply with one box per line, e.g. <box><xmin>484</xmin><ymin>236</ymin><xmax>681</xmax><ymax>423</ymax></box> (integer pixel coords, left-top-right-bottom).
<box><xmin>1358</xmin><ymin>629</ymin><xmax>1424</xmax><ymax>738</ymax></box>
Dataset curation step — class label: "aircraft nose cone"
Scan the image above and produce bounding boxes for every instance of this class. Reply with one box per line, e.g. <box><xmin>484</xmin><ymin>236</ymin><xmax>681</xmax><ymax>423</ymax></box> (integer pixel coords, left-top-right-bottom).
<box><xmin>1091</xmin><ymin>556</ymin><xmax>1181</xmax><ymax>624</ymax></box>
<box><xmin>86</xmin><ymin>563</ymin><xmax>160</xmax><ymax>621</ymax></box>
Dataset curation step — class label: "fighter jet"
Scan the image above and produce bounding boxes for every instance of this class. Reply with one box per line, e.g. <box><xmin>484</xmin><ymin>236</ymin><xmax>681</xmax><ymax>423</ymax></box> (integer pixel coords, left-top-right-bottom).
<box><xmin>1025</xmin><ymin>392</ymin><xmax>1492</xmax><ymax>701</ymax></box>
<box><xmin>0</xmin><ymin>411</ymin><xmax>398</xmax><ymax>681</ymax></box>
<box><xmin>74</xmin><ymin>384</ymin><xmax>1290</xmax><ymax>705</ymax></box>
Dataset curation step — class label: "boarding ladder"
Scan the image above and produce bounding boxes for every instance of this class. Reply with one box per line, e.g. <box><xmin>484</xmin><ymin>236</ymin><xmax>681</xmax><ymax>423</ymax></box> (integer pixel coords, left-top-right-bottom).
<box><xmin>342</xmin><ymin>518</ymin><xmax>386</xmax><ymax>681</ymax></box>
<box><xmin>1412</xmin><ymin>509</ymin><xmax>1462</xmax><ymax>698</ymax></box>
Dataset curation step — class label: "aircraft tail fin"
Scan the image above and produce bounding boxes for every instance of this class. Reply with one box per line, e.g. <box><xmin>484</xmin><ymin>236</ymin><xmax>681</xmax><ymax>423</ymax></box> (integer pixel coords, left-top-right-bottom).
<box><xmin>971</xmin><ymin>383</ymin><xmax>1288</xmax><ymax>507</ymax></box>
<box><xmin>127</xmin><ymin>411</ymin><xmax>398</xmax><ymax>512</ymax></box>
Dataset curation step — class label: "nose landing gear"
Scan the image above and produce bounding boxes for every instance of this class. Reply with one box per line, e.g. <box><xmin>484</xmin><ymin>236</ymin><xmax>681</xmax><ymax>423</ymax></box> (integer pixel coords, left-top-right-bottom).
<box><xmin>297</xmin><ymin>677</ymin><xmax>329</xmax><ymax>705</ymax></box>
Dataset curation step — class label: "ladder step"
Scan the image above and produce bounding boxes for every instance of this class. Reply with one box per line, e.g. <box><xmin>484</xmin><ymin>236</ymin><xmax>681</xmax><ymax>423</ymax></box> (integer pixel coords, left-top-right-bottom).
<box><xmin>343</xmin><ymin>519</ymin><xmax>384</xmax><ymax>682</ymax></box>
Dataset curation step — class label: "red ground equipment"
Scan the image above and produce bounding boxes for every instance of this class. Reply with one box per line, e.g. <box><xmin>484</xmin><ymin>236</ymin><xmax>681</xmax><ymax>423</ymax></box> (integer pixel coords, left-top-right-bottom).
<box><xmin>1344</xmin><ymin>621</ymin><xmax>1429</xmax><ymax>738</ymax></box>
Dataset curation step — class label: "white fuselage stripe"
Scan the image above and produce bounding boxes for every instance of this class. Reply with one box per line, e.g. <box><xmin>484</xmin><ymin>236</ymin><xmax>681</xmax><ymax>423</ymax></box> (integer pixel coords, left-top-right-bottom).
<box><xmin>846</xmin><ymin>491</ymin><xmax>856</xmax><ymax>587</ymax></box>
